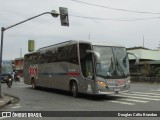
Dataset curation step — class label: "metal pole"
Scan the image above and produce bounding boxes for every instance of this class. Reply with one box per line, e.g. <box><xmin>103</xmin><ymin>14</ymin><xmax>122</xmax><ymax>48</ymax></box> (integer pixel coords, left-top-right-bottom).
<box><xmin>5</xmin><ymin>12</ymin><xmax>51</xmax><ymax>30</ymax></box>
<box><xmin>0</xmin><ymin>12</ymin><xmax>52</xmax><ymax>98</ymax></box>
<box><xmin>0</xmin><ymin>27</ymin><xmax>5</xmax><ymax>98</ymax></box>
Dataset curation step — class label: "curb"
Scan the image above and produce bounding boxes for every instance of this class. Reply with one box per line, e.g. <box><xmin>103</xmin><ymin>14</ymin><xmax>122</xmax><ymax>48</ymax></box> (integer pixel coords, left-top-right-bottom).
<box><xmin>0</xmin><ymin>93</ymin><xmax>20</xmax><ymax>109</ymax></box>
<box><xmin>0</xmin><ymin>95</ymin><xmax>11</xmax><ymax>109</ymax></box>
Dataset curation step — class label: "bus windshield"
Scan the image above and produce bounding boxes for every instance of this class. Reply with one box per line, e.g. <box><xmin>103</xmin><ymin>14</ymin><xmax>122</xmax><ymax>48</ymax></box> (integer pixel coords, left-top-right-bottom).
<box><xmin>93</xmin><ymin>46</ymin><xmax>129</xmax><ymax>79</ymax></box>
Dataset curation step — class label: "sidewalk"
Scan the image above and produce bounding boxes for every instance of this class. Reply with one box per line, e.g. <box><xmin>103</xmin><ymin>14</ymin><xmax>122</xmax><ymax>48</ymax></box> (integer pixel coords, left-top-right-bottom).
<box><xmin>0</xmin><ymin>93</ymin><xmax>16</xmax><ymax>109</ymax></box>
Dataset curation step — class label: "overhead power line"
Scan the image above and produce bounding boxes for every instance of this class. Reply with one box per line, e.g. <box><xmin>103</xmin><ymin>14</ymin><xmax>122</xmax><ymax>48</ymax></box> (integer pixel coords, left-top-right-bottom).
<box><xmin>70</xmin><ymin>14</ymin><xmax>160</xmax><ymax>21</ymax></box>
<box><xmin>71</xmin><ymin>0</ymin><xmax>160</xmax><ymax>15</ymax></box>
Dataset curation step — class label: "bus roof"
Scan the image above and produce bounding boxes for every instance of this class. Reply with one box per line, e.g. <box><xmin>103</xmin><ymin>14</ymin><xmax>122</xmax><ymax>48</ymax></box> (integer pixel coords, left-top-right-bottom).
<box><xmin>38</xmin><ymin>40</ymin><xmax>124</xmax><ymax>50</ymax></box>
<box><xmin>25</xmin><ymin>40</ymin><xmax>124</xmax><ymax>55</ymax></box>
<box><xmin>78</xmin><ymin>40</ymin><xmax>124</xmax><ymax>47</ymax></box>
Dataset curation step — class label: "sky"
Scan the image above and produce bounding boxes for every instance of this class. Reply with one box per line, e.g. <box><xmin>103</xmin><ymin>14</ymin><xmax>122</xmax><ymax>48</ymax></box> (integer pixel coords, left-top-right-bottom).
<box><xmin>1</xmin><ymin>0</ymin><xmax>160</xmax><ymax>60</ymax></box>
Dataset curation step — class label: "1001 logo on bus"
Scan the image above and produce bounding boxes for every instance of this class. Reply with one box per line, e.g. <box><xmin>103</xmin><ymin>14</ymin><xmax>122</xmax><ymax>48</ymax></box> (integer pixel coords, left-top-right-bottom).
<box><xmin>28</xmin><ymin>65</ymin><xmax>38</xmax><ymax>78</ymax></box>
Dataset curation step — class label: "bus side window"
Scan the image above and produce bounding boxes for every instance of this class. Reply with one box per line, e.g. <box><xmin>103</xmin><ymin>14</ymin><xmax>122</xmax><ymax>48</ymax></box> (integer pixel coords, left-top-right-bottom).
<box><xmin>24</xmin><ymin>56</ymin><xmax>28</xmax><ymax>63</ymax></box>
<box><xmin>56</xmin><ymin>44</ymin><xmax>78</xmax><ymax>64</ymax></box>
<box><xmin>39</xmin><ymin>53</ymin><xmax>46</xmax><ymax>64</ymax></box>
<box><xmin>57</xmin><ymin>47</ymin><xmax>65</xmax><ymax>62</ymax></box>
<box><xmin>51</xmin><ymin>50</ymin><xmax>57</xmax><ymax>62</ymax></box>
<box><xmin>37</xmin><ymin>54</ymin><xmax>42</xmax><ymax>64</ymax></box>
<box><xmin>45</xmin><ymin>51</ymin><xmax>52</xmax><ymax>63</ymax></box>
<box><xmin>68</xmin><ymin>44</ymin><xmax>78</xmax><ymax>65</ymax></box>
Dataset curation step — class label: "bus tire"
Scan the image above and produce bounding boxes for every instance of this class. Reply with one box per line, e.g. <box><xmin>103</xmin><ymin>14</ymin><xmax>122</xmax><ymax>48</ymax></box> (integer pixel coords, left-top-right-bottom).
<box><xmin>31</xmin><ymin>78</ymin><xmax>36</xmax><ymax>89</ymax></box>
<box><xmin>72</xmin><ymin>82</ymin><xmax>78</xmax><ymax>97</ymax></box>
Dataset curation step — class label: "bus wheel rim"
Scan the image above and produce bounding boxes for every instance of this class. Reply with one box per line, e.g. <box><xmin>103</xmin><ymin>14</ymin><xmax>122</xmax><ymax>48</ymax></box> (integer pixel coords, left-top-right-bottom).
<box><xmin>72</xmin><ymin>84</ymin><xmax>77</xmax><ymax>96</ymax></box>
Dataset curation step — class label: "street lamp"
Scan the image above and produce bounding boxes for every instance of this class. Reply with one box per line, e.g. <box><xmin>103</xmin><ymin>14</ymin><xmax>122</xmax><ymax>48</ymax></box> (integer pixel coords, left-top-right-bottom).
<box><xmin>0</xmin><ymin>7</ymin><xmax>69</xmax><ymax>98</ymax></box>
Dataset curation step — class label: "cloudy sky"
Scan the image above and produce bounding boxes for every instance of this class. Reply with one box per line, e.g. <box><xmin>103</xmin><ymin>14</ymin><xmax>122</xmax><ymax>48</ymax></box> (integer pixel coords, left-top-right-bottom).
<box><xmin>1</xmin><ymin>0</ymin><xmax>160</xmax><ymax>60</ymax></box>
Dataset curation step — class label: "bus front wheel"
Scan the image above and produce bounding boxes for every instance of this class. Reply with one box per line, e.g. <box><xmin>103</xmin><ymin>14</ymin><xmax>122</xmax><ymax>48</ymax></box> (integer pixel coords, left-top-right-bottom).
<box><xmin>72</xmin><ymin>82</ymin><xmax>78</xmax><ymax>97</ymax></box>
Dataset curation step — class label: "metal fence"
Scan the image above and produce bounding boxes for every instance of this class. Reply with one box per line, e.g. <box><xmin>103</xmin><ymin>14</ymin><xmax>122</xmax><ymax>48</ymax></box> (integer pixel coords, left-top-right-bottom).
<box><xmin>131</xmin><ymin>77</ymin><xmax>160</xmax><ymax>84</ymax></box>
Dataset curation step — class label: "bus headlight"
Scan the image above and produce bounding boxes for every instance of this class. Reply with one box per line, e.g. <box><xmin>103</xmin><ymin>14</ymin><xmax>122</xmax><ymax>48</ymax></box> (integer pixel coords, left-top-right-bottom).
<box><xmin>97</xmin><ymin>81</ymin><xmax>107</xmax><ymax>87</ymax></box>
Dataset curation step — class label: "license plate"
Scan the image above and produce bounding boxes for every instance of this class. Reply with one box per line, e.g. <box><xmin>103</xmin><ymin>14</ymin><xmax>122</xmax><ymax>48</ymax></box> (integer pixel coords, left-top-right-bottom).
<box><xmin>118</xmin><ymin>80</ymin><xmax>125</xmax><ymax>85</ymax></box>
<box><xmin>114</xmin><ymin>88</ymin><xmax>120</xmax><ymax>92</ymax></box>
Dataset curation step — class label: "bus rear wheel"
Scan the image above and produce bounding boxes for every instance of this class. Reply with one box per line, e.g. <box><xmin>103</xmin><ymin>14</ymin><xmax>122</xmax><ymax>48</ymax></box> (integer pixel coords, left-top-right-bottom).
<box><xmin>72</xmin><ymin>82</ymin><xmax>78</xmax><ymax>97</ymax></box>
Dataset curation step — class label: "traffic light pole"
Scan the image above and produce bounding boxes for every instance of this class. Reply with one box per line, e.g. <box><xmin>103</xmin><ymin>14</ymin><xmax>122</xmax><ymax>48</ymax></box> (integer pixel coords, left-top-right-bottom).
<box><xmin>0</xmin><ymin>28</ymin><xmax>4</xmax><ymax>98</ymax></box>
<box><xmin>0</xmin><ymin>12</ymin><xmax>53</xmax><ymax>98</ymax></box>
<box><xmin>0</xmin><ymin>7</ymin><xmax>69</xmax><ymax>98</ymax></box>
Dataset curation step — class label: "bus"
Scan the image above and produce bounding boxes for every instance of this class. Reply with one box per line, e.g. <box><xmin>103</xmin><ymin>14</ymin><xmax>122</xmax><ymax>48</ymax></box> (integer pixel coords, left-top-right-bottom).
<box><xmin>24</xmin><ymin>40</ymin><xmax>137</xmax><ymax>97</ymax></box>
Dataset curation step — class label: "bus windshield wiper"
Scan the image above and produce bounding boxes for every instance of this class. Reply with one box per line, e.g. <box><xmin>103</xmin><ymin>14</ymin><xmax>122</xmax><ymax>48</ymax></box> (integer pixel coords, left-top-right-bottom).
<box><xmin>115</xmin><ymin>57</ymin><xmax>126</xmax><ymax>77</ymax></box>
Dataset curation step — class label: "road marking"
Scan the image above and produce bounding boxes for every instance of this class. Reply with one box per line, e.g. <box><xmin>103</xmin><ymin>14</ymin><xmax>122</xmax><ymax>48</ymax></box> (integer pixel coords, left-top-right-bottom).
<box><xmin>120</xmin><ymin>99</ymin><xmax>148</xmax><ymax>103</ymax></box>
<box><xmin>113</xmin><ymin>94</ymin><xmax>160</xmax><ymax>101</ymax></box>
<box><xmin>109</xmin><ymin>100</ymin><xmax>135</xmax><ymax>105</ymax></box>
<box><xmin>108</xmin><ymin>90</ymin><xmax>160</xmax><ymax>105</ymax></box>
<box><xmin>149</xmin><ymin>90</ymin><xmax>160</xmax><ymax>92</ymax></box>
<box><xmin>121</xmin><ymin>93</ymin><xmax>160</xmax><ymax>98</ymax></box>
<box><xmin>14</xmin><ymin>86</ymin><xmax>26</xmax><ymax>88</ymax></box>
<box><xmin>131</xmin><ymin>92</ymin><xmax>160</xmax><ymax>96</ymax></box>
<box><xmin>16</xmin><ymin>103</ymin><xmax>20</xmax><ymax>106</ymax></box>
<box><xmin>12</xmin><ymin>106</ymin><xmax>22</xmax><ymax>109</ymax></box>
<box><xmin>12</xmin><ymin>104</ymin><xmax>22</xmax><ymax>109</ymax></box>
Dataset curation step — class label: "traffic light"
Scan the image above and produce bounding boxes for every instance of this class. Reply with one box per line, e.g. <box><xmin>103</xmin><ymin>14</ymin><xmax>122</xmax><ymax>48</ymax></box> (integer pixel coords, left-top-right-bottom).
<box><xmin>59</xmin><ymin>7</ymin><xmax>69</xmax><ymax>26</ymax></box>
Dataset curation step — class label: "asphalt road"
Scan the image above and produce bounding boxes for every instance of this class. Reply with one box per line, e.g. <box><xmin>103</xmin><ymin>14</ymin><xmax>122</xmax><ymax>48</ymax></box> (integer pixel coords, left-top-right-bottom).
<box><xmin>0</xmin><ymin>78</ymin><xmax>160</xmax><ymax>120</ymax></box>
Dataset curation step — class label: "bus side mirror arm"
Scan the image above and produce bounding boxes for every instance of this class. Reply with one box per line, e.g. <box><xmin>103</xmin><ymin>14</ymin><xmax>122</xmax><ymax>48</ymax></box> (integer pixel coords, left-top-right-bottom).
<box><xmin>86</xmin><ymin>50</ymin><xmax>101</xmax><ymax>64</ymax></box>
<box><xmin>127</xmin><ymin>52</ymin><xmax>139</xmax><ymax>65</ymax></box>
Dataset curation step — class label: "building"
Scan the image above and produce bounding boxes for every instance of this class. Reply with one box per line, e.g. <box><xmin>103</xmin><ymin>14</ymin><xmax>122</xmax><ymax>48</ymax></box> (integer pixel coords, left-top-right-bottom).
<box><xmin>127</xmin><ymin>47</ymin><xmax>160</xmax><ymax>77</ymax></box>
<box><xmin>127</xmin><ymin>47</ymin><xmax>160</xmax><ymax>61</ymax></box>
<box><xmin>14</xmin><ymin>58</ymin><xmax>24</xmax><ymax>77</ymax></box>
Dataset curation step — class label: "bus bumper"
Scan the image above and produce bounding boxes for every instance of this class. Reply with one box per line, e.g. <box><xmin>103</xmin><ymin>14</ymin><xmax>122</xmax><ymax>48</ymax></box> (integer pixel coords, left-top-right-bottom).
<box><xmin>97</xmin><ymin>89</ymin><xmax>130</xmax><ymax>95</ymax></box>
<box><xmin>96</xmin><ymin>84</ymin><xmax>130</xmax><ymax>95</ymax></box>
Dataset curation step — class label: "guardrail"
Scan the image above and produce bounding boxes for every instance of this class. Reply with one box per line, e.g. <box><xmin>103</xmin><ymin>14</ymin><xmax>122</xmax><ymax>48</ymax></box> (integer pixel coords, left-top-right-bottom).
<box><xmin>131</xmin><ymin>77</ymin><xmax>160</xmax><ymax>84</ymax></box>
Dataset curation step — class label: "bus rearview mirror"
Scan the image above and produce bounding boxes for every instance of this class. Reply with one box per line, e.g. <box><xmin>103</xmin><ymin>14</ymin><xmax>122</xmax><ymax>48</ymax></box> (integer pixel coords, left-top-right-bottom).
<box><xmin>127</xmin><ymin>52</ymin><xmax>139</xmax><ymax>65</ymax></box>
<box><xmin>86</xmin><ymin>50</ymin><xmax>101</xmax><ymax>64</ymax></box>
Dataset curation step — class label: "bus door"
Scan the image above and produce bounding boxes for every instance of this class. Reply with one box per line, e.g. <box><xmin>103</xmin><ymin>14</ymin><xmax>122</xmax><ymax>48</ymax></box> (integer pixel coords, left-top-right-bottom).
<box><xmin>85</xmin><ymin>54</ymin><xmax>95</xmax><ymax>94</ymax></box>
<box><xmin>79</xmin><ymin>43</ymin><xmax>94</xmax><ymax>93</ymax></box>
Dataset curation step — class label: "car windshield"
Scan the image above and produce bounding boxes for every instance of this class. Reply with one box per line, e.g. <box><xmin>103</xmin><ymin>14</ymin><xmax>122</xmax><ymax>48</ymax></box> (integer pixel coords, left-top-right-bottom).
<box><xmin>93</xmin><ymin>46</ymin><xmax>129</xmax><ymax>79</ymax></box>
